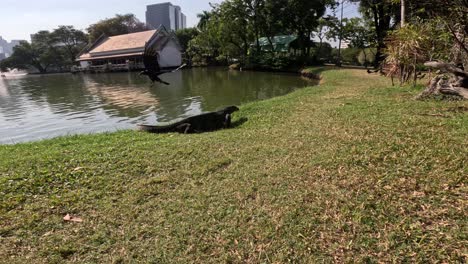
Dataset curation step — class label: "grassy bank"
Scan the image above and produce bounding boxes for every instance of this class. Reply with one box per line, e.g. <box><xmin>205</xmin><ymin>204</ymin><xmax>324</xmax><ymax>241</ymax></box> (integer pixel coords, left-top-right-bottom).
<box><xmin>1</xmin><ymin>68</ymin><xmax>466</xmax><ymax>263</ymax></box>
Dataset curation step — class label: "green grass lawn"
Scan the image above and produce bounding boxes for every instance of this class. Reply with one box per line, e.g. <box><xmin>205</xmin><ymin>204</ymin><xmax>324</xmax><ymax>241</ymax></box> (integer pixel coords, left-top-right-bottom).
<box><xmin>0</xmin><ymin>68</ymin><xmax>466</xmax><ymax>263</ymax></box>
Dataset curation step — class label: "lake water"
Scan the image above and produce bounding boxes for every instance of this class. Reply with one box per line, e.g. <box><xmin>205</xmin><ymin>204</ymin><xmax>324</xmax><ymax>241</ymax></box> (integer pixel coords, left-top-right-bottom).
<box><xmin>0</xmin><ymin>68</ymin><xmax>313</xmax><ymax>144</ymax></box>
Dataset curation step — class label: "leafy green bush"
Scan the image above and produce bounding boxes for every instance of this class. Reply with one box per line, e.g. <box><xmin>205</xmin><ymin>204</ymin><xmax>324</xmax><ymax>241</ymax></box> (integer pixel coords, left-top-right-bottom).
<box><xmin>384</xmin><ymin>19</ymin><xmax>453</xmax><ymax>86</ymax></box>
<box><xmin>341</xmin><ymin>48</ymin><xmax>361</xmax><ymax>65</ymax></box>
<box><xmin>357</xmin><ymin>48</ymin><xmax>376</xmax><ymax>66</ymax></box>
<box><xmin>246</xmin><ymin>53</ymin><xmax>321</xmax><ymax>71</ymax></box>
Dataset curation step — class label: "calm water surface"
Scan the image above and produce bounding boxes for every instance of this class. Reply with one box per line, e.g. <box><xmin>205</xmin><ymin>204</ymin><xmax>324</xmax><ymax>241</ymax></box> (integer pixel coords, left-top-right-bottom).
<box><xmin>0</xmin><ymin>68</ymin><xmax>313</xmax><ymax>144</ymax></box>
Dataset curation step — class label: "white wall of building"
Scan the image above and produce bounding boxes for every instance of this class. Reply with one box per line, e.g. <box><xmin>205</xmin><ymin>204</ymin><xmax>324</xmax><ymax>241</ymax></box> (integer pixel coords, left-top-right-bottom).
<box><xmin>158</xmin><ymin>40</ymin><xmax>182</xmax><ymax>68</ymax></box>
<box><xmin>80</xmin><ymin>61</ymin><xmax>90</xmax><ymax>68</ymax></box>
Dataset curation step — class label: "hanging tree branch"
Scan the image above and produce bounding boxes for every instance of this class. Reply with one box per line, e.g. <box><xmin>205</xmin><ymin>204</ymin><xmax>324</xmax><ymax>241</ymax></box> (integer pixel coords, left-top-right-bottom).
<box><xmin>446</xmin><ymin>23</ymin><xmax>468</xmax><ymax>55</ymax></box>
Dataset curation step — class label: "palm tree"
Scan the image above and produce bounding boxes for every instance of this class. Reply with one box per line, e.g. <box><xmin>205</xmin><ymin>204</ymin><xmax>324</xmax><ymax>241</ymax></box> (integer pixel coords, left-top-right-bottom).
<box><xmin>197</xmin><ymin>11</ymin><xmax>212</xmax><ymax>29</ymax></box>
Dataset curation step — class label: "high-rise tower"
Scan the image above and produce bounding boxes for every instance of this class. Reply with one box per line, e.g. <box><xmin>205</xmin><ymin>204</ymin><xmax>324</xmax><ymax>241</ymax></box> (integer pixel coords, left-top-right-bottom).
<box><xmin>146</xmin><ymin>2</ymin><xmax>187</xmax><ymax>31</ymax></box>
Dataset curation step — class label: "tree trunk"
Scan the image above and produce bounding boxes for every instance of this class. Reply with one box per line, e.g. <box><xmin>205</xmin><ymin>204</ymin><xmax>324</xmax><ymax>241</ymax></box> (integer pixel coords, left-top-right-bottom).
<box><xmin>255</xmin><ymin>25</ymin><xmax>261</xmax><ymax>53</ymax></box>
<box><xmin>362</xmin><ymin>48</ymin><xmax>367</xmax><ymax>67</ymax></box>
<box><xmin>32</xmin><ymin>60</ymin><xmax>46</xmax><ymax>74</ymax></box>
<box><xmin>267</xmin><ymin>36</ymin><xmax>275</xmax><ymax>53</ymax></box>
<box><xmin>418</xmin><ymin>61</ymin><xmax>468</xmax><ymax>100</ymax></box>
<box><xmin>243</xmin><ymin>38</ymin><xmax>249</xmax><ymax>59</ymax></box>
<box><xmin>371</xmin><ymin>4</ymin><xmax>391</xmax><ymax>69</ymax></box>
<box><xmin>401</xmin><ymin>0</ymin><xmax>406</xmax><ymax>27</ymax></box>
<box><xmin>371</xmin><ymin>6</ymin><xmax>382</xmax><ymax>68</ymax></box>
<box><xmin>298</xmin><ymin>33</ymin><xmax>307</xmax><ymax>56</ymax></box>
<box><xmin>374</xmin><ymin>43</ymin><xmax>385</xmax><ymax>69</ymax></box>
<box><xmin>316</xmin><ymin>38</ymin><xmax>323</xmax><ymax>61</ymax></box>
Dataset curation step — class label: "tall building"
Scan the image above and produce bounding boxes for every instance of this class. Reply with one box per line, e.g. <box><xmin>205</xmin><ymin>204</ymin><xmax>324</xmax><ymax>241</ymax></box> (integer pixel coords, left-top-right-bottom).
<box><xmin>0</xmin><ymin>46</ymin><xmax>5</xmax><ymax>61</ymax></box>
<box><xmin>0</xmin><ymin>37</ymin><xmax>8</xmax><ymax>58</ymax></box>
<box><xmin>146</xmin><ymin>2</ymin><xmax>187</xmax><ymax>31</ymax></box>
<box><xmin>0</xmin><ymin>36</ymin><xmax>25</xmax><ymax>58</ymax></box>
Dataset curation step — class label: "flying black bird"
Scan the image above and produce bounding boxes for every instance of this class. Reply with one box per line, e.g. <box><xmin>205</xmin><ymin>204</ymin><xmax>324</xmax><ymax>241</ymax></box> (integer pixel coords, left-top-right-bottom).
<box><xmin>139</xmin><ymin>43</ymin><xmax>186</xmax><ymax>85</ymax></box>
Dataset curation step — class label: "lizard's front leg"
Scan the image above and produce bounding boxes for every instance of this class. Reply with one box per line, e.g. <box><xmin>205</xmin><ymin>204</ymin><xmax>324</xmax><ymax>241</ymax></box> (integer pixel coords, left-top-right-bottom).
<box><xmin>224</xmin><ymin>113</ymin><xmax>232</xmax><ymax>128</ymax></box>
<box><xmin>176</xmin><ymin>123</ymin><xmax>192</xmax><ymax>134</ymax></box>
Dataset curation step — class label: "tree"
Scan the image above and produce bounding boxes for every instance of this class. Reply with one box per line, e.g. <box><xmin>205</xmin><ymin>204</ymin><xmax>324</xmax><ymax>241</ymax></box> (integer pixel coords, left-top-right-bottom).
<box><xmin>260</xmin><ymin>0</ymin><xmax>289</xmax><ymax>52</ymax></box>
<box><xmin>176</xmin><ymin>28</ymin><xmax>200</xmax><ymax>64</ymax></box>
<box><xmin>50</xmin><ymin>26</ymin><xmax>88</xmax><ymax>64</ymax></box>
<box><xmin>190</xmin><ymin>0</ymin><xmax>337</xmax><ymax>66</ymax></box>
<box><xmin>244</xmin><ymin>0</ymin><xmax>266</xmax><ymax>53</ymax></box>
<box><xmin>400</xmin><ymin>0</ymin><xmax>406</xmax><ymax>27</ymax></box>
<box><xmin>189</xmin><ymin>0</ymin><xmax>254</xmax><ymax>64</ymax></box>
<box><xmin>283</xmin><ymin>0</ymin><xmax>336</xmax><ymax>56</ymax></box>
<box><xmin>87</xmin><ymin>14</ymin><xmax>148</xmax><ymax>43</ymax></box>
<box><xmin>357</xmin><ymin>48</ymin><xmax>376</xmax><ymax>66</ymax></box>
<box><xmin>341</xmin><ymin>17</ymin><xmax>375</xmax><ymax>66</ymax></box>
<box><xmin>350</xmin><ymin>0</ymin><xmax>400</xmax><ymax>67</ymax></box>
<box><xmin>218</xmin><ymin>0</ymin><xmax>253</xmax><ymax>59</ymax></box>
<box><xmin>384</xmin><ymin>23</ymin><xmax>431</xmax><ymax>86</ymax></box>
<box><xmin>1</xmin><ymin>27</ymin><xmax>86</xmax><ymax>73</ymax></box>
<box><xmin>188</xmin><ymin>13</ymin><xmax>223</xmax><ymax>65</ymax></box>
<box><xmin>197</xmin><ymin>11</ymin><xmax>213</xmax><ymax>30</ymax></box>
<box><xmin>340</xmin><ymin>47</ymin><xmax>361</xmax><ymax>64</ymax></box>
<box><xmin>315</xmin><ymin>16</ymin><xmax>340</xmax><ymax>58</ymax></box>
<box><xmin>405</xmin><ymin>0</ymin><xmax>468</xmax><ymax>99</ymax></box>
<box><xmin>1</xmin><ymin>39</ymin><xmax>62</xmax><ymax>73</ymax></box>
<box><xmin>176</xmin><ymin>28</ymin><xmax>200</xmax><ymax>53</ymax></box>
<box><xmin>419</xmin><ymin>0</ymin><xmax>468</xmax><ymax>60</ymax></box>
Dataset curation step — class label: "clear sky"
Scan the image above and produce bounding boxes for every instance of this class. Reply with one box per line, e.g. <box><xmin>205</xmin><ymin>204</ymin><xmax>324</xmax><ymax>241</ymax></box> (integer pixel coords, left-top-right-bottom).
<box><xmin>0</xmin><ymin>0</ymin><xmax>359</xmax><ymax>44</ymax></box>
<box><xmin>0</xmin><ymin>0</ymin><xmax>223</xmax><ymax>41</ymax></box>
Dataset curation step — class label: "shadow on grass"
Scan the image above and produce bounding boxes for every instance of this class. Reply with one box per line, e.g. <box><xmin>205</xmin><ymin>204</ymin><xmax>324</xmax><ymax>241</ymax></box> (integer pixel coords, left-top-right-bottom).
<box><xmin>231</xmin><ymin>117</ymin><xmax>248</xmax><ymax>129</ymax></box>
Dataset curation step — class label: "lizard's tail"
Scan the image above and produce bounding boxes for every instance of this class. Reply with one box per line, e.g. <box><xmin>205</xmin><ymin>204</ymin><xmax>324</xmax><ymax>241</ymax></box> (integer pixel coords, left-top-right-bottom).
<box><xmin>137</xmin><ymin>124</ymin><xmax>172</xmax><ymax>133</ymax></box>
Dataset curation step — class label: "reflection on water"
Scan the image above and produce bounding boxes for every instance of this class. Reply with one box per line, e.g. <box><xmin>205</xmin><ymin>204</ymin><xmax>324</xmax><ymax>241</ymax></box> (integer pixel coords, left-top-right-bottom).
<box><xmin>0</xmin><ymin>68</ymin><xmax>314</xmax><ymax>144</ymax></box>
<box><xmin>83</xmin><ymin>75</ymin><xmax>160</xmax><ymax>110</ymax></box>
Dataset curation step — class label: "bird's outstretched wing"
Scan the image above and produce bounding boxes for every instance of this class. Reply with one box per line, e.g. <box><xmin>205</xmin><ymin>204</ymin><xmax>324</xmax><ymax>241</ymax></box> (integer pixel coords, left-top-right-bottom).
<box><xmin>171</xmin><ymin>63</ymin><xmax>187</xmax><ymax>72</ymax></box>
<box><xmin>143</xmin><ymin>42</ymin><xmax>161</xmax><ymax>74</ymax></box>
<box><xmin>141</xmin><ymin>42</ymin><xmax>186</xmax><ymax>86</ymax></box>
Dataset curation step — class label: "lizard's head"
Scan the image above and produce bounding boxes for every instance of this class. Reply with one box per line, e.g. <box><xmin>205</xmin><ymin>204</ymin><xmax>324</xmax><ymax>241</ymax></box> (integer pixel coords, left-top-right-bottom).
<box><xmin>224</xmin><ymin>105</ymin><xmax>239</xmax><ymax>114</ymax></box>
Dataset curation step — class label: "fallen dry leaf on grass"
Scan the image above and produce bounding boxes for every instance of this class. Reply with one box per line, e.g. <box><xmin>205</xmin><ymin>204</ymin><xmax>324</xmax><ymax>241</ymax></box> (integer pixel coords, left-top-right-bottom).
<box><xmin>63</xmin><ymin>214</ymin><xmax>83</xmax><ymax>223</ymax></box>
<box><xmin>73</xmin><ymin>167</ymin><xmax>84</xmax><ymax>172</ymax></box>
<box><xmin>412</xmin><ymin>191</ymin><xmax>426</xmax><ymax>198</ymax></box>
